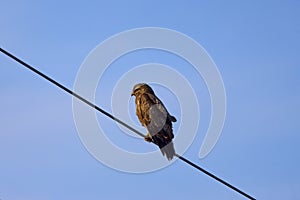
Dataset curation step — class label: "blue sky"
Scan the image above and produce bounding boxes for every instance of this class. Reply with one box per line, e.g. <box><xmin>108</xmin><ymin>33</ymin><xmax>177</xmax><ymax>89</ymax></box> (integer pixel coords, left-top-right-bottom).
<box><xmin>1</xmin><ymin>1</ymin><xmax>300</xmax><ymax>199</ymax></box>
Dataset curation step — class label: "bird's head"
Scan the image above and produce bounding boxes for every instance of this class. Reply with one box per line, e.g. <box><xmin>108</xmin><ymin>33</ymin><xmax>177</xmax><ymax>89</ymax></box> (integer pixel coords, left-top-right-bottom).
<box><xmin>131</xmin><ymin>83</ymin><xmax>155</xmax><ymax>96</ymax></box>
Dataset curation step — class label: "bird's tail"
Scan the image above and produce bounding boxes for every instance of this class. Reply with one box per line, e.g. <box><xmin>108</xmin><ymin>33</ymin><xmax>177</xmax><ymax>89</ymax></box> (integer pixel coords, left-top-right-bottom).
<box><xmin>160</xmin><ymin>141</ymin><xmax>175</xmax><ymax>161</ymax></box>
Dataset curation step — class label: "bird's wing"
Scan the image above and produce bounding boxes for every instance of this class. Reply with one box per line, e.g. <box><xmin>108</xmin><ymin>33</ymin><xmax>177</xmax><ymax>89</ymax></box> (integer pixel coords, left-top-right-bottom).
<box><xmin>138</xmin><ymin>92</ymin><xmax>176</xmax><ymax>160</ymax></box>
<box><xmin>147</xmin><ymin>93</ymin><xmax>177</xmax><ymax>122</ymax></box>
<box><xmin>139</xmin><ymin>93</ymin><xmax>172</xmax><ymax>136</ymax></box>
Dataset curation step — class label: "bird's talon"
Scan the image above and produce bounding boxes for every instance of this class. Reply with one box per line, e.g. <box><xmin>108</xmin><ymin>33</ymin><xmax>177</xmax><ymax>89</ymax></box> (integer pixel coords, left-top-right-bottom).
<box><xmin>144</xmin><ymin>135</ymin><xmax>152</xmax><ymax>142</ymax></box>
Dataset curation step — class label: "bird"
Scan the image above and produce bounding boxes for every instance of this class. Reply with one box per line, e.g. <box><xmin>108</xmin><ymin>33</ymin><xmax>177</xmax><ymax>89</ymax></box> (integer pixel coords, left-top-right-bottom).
<box><xmin>131</xmin><ymin>83</ymin><xmax>177</xmax><ymax>160</ymax></box>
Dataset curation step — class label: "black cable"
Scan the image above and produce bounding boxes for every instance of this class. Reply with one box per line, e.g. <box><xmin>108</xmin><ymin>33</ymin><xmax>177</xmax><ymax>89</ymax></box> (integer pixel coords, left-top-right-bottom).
<box><xmin>175</xmin><ymin>154</ymin><xmax>255</xmax><ymax>199</ymax></box>
<box><xmin>0</xmin><ymin>47</ymin><xmax>255</xmax><ymax>200</ymax></box>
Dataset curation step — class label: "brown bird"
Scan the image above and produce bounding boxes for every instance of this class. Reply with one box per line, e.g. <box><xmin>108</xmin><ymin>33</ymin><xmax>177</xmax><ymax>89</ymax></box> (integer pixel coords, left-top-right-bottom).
<box><xmin>131</xmin><ymin>83</ymin><xmax>177</xmax><ymax>160</ymax></box>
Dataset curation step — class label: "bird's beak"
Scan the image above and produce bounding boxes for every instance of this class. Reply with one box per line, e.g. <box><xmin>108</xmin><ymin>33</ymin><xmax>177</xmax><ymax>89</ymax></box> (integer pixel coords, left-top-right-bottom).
<box><xmin>131</xmin><ymin>92</ymin><xmax>134</xmax><ymax>96</ymax></box>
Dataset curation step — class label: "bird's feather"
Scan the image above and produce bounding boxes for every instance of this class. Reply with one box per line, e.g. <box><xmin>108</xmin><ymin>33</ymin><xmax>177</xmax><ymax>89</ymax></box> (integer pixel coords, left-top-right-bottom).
<box><xmin>133</xmin><ymin>83</ymin><xmax>176</xmax><ymax>160</ymax></box>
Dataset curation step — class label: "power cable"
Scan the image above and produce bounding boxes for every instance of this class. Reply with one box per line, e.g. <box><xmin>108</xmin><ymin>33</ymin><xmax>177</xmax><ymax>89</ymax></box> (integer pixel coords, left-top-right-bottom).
<box><xmin>0</xmin><ymin>47</ymin><xmax>255</xmax><ymax>200</ymax></box>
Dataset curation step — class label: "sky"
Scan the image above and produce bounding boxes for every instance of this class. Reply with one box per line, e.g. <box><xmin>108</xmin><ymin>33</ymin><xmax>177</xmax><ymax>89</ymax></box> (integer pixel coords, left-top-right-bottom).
<box><xmin>1</xmin><ymin>1</ymin><xmax>300</xmax><ymax>199</ymax></box>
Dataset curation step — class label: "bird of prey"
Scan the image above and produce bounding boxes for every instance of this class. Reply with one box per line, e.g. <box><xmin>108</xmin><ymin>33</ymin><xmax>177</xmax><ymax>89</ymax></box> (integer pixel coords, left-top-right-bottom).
<box><xmin>131</xmin><ymin>83</ymin><xmax>177</xmax><ymax>160</ymax></box>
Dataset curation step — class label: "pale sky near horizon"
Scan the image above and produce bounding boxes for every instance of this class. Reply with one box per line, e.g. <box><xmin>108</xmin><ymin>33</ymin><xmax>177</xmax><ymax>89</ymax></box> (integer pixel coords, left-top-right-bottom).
<box><xmin>1</xmin><ymin>1</ymin><xmax>300</xmax><ymax>199</ymax></box>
